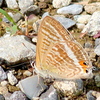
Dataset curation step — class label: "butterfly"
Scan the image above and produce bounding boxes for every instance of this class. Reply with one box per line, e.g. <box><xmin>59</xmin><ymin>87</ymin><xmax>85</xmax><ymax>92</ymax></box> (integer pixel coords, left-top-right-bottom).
<box><xmin>35</xmin><ymin>16</ymin><xmax>93</xmax><ymax>80</ymax></box>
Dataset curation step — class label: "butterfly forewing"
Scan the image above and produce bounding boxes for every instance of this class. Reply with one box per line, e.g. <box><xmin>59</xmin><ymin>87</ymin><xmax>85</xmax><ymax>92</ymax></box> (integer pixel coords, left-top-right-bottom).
<box><xmin>36</xmin><ymin>16</ymin><xmax>93</xmax><ymax>79</ymax></box>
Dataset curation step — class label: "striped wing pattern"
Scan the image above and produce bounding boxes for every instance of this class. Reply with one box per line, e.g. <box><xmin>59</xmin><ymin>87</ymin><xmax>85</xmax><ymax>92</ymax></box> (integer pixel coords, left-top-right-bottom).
<box><xmin>36</xmin><ymin>16</ymin><xmax>93</xmax><ymax>79</ymax></box>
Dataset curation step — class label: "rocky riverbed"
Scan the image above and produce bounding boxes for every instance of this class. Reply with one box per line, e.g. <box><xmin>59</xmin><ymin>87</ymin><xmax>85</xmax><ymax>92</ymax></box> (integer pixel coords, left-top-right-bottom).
<box><xmin>0</xmin><ymin>0</ymin><xmax>100</xmax><ymax>100</ymax></box>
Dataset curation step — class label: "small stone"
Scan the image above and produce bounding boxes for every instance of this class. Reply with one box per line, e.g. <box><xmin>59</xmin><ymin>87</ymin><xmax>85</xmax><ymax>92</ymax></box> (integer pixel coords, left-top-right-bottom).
<box><xmin>0</xmin><ymin>94</ymin><xmax>5</xmax><ymax>100</ymax></box>
<box><xmin>18</xmin><ymin>75</ymin><xmax>47</xmax><ymax>99</ymax></box>
<box><xmin>40</xmin><ymin>85</ymin><xmax>58</xmax><ymax>100</ymax></box>
<box><xmin>52</xmin><ymin>0</ymin><xmax>72</xmax><ymax>8</ymax></box>
<box><xmin>7</xmin><ymin>71</ymin><xmax>18</xmax><ymax>85</ymax></box>
<box><xmin>0</xmin><ymin>0</ymin><xmax>3</xmax><ymax>7</ymax></box>
<box><xmin>1</xmin><ymin>81</ymin><xmax>8</xmax><ymax>86</ymax></box>
<box><xmin>57</xmin><ymin>4</ymin><xmax>83</xmax><ymax>15</ymax></box>
<box><xmin>92</xmin><ymin>91</ymin><xmax>100</xmax><ymax>100</ymax></box>
<box><xmin>3</xmin><ymin>93</ymin><xmax>12</xmax><ymax>100</ymax></box>
<box><xmin>74</xmin><ymin>15</ymin><xmax>91</xmax><ymax>24</ymax></box>
<box><xmin>76</xmin><ymin>23</ymin><xmax>85</xmax><ymax>29</ymax></box>
<box><xmin>94</xmin><ymin>44</ymin><xmax>100</xmax><ymax>56</ymax></box>
<box><xmin>5</xmin><ymin>0</ymin><xmax>18</xmax><ymax>9</ymax></box>
<box><xmin>95</xmin><ymin>38</ymin><xmax>100</xmax><ymax>47</ymax></box>
<box><xmin>13</xmin><ymin>13</ymin><xmax>23</xmax><ymax>22</ymax></box>
<box><xmin>10</xmin><ymin>91</ymin><xmax>28</xmax><ymax>100</ymax></box>
<box><xmin>82</xmin><ymin>11</ymin><xmax>100</xmax><ymax>36</ymax></box>
<box><xmin>42</xmin><ymin>12</ymin><xmax>50</xmax><ymax>19</ymax></box>
<box><xmin>38</xmin><ymin>2</ymin><xmax>47</xmax><ymax>8</ymax></box>
<box><xmin>94</xmin><ymin>74</ymin><xmax>100</xmax><ymax>87</ymax></box>
<box><xmin>33</xmin><ymin>19</ymin><xmax>41</xmax><ymax>32</ymax></box>
<box><xmin>18</xmin><ymin>0</ymin><xmax>34</xmax><ymax>10</ymax></box>
<box><xmin>21</xmin><ymin>5</ymin><xmax>40</xmax><ymax>15</ymax></box>
<box><xmin>0</xmin><ymin>86</ymin><xmax>8</xmax><ymax>94</ymax></box>
<box><xmin>53</xmin><ymin>16</ymin><xmax>76</xmax><ymax>29</ymax></box>
<box><xmin>53</xmin><ymin>79</ymin><xmax>83</xmax><ymax>97</ymax></box>
<box><xmin>86</xmin><ymin>91</ymin><xmax>96</xmax><ymax>100</ymax></box>
<box><xmin>84</xmin><ymin>3</ymin><xmax>100</xmax><ymax>14</ymax></box>
<box><xmin>28</xmin><ymin>14</ymin><xmax>39</xmax><ymax>25</ymax></box>
<box><xmin>32</xmin><ymin>36</ymin><xmax>37</xmax><ymax>43</ymax></box>
<box><xmin>0</xmin><ymin>66</ymin><xmax>7</xmax><ymax>81</ymax></box>
<box><xmin>23</xmin><ymin>70</ymin><xmax>32</xmax><ymax>77</ymax></box>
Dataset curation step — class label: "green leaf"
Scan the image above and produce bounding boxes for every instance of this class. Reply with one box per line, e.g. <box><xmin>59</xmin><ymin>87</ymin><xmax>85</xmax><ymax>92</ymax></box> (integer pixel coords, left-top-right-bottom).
<box><xmin>0</xmin><ymin>8</ymin><xmax>16</xmax><ymax>25</ymax></box>
<box><xmin>6</xmin><ymin>25</ymin><xmax>18</xmax><ymax>35</ymax></box>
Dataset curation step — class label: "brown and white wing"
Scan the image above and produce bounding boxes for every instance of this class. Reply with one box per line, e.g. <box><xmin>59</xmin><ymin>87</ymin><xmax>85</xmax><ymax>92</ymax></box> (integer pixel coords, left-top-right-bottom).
<box><xmin>36</xmin><ymin>16</ymin><xmax>72</xmax><ymax>69</ymax></box>
<box><xmin>36</xmin><ymin>16</ymin><xmax>92</xmax><ymax>79</ymax></box>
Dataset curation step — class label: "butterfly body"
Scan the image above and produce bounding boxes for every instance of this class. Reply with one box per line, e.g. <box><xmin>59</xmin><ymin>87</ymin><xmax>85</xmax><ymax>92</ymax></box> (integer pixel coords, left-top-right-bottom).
<box><xmin>35</xmin><ymin>16</ymin><xmax>93</xmax><ymax>80</ymax></box>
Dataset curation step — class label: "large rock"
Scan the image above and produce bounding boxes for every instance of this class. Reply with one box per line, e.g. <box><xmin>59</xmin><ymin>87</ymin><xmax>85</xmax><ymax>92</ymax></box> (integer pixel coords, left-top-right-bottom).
<box><xmin>0</xmin><ymin>35</ymin><xmax>36</xmax><ymax>65</ymax></box>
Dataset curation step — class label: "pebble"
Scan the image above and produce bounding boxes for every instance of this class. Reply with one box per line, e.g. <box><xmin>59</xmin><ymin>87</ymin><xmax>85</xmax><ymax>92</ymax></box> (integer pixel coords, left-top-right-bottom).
<box><xmin>0</xmin><ymin>66</ymin><xmax>7</xmax><ymax>81</ymax></box>
<box><xmin>23</xmin><ymin>70</ymin><xmax>32</xmax><ymax>76</ymax></box>
<box><xmin>12</xmin><ymin>13</ymin><xmax>23</xmax><ymax>22</ymax></box>
<box><xmin>76</xmin><ymin>23</ymin><xmax>85</xmax><ymax>29</ymax></box>
<box><xmin>0</xmin><ymin>0</ymin><xmax>3</xmax><ymax>7</ymax></box>
<box><xmin>94</xmin><ymin>74</ymin><xmax>100</xmax><ymax>87</ymax></box>
<box><xmin>7</xmin><ymin>71</ymin><xmax>18</xmax><ymax>85</ymax></box>
<box><xmin>94</xmin><ymin>44</ymin><xmax>100</xmax><ymax>56</ymax></box>
<box><xmin>74</xmin><ymin>15</ymin><xmax>91</xmax><ymax>24</ymax></box>
<box><xmin>52</xmin><ymin>0</ymin><xmax>72</xmax><ymax>8</ymax></box>
<box><xmin>18</xmin><ymin>75</ymin><xmax>47</xmax><ymax>99</ymax></box>
<box><xmin>42</xmin><ymin>12</ymin><xmax>50</xmax><ymax>19</ymax></box>
<box><xmin>57</xmin><ymin>4</ymin><xmax>83</xmax><ymax>15</ymax></box>
<box><xmin>84</xmin><ymin>3</ymin><xmax>100</xmax><ymax>14</ymax></box>
<box><xmin>82</xmin><ymin>11</ymin><xmax>100</xmax><ymax>36</ymax></box>
<box><xmin>9</xmin><ymin>91</ymin><xmax>28</xmax><ymax>100</ymax></box>
<box><xmin>53</xmin><ymin>79</ymin><xmax>83</xmax><ymax>97</ymax></box>
<box><xmin>1</xmin><ymin>81</ymin><xmax>8</xmax><ymax>86</ymax></box>
<box><xmin>33</xmin><ymin>19</ymin><xmax>41</xmax><ymax>32</ymax></box>
<box><xmin>18</xmin><ymin>0</ymin><xmax>34</xmax><ymax>10</ymax></box>
<box><xmin>86</xmin><ymin>91</ymin><xmax>96</xmax><ymax>100</ymax></box>
<box><xmin>0</xmin><ymin>86</ymin><xmax>8</xmax><ymax>94</ymax></box>
<box><xmin>95</xmin><ymin>38</ymin><xmax>100</xmax><ymax>47</ymax></box>
<box><xmin>21</xmin><ymin>5</ymin><xmax>40</xmax><ymax>15</ymax></box>
<box><xmin>0</xmin><ymin>35</ymin><xmax>36</xmax><ymax>65</ymax></box>
<box><xmin>40</xmin><ymin>85</ymin><xmax>58</xmax><ymax>100</ymax></box>
<box><xmin>53</xmin><ymin>16</ymin><xmax>76</xmax><ymax>29</ymax></box>
<box><xmin>0</xmin><ymin>94</ymin><xmax>5</xmax><ymax>100</ymax></box>
<box><xmin>3</xmin><ymin>93</ymin><xmax>12</xmax><ymax>100</ymax></box>
<box><xmin>32</xmin><ymin>36</ymin><xmax>37</xmax><ymax>43</ymax></box>
<box><xmin>38</xmin><ymin>2</ymin><xmax>47</xmax><ymax>9</ymax></box>
<box><xmin>92</xmin><ymin>91</ymin><xmax>100</xmax><ymax>100</ymax></box>
<box><xmin>5</xmin><ymin>0</ymin><xmax>18</xmax><ymax>9</ymax></box>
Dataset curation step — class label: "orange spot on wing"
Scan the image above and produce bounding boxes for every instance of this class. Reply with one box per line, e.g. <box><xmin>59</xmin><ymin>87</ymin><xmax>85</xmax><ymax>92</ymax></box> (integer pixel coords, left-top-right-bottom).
<box><xmin>79</xmin><ymin>61</ymin><xmax>88</xmax><ymax>72</ymax></box>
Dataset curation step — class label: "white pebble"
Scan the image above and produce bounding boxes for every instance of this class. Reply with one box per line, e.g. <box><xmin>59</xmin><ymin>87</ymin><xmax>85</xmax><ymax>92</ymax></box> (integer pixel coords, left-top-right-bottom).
<box><xmin>7</xmin><ymin>71</ymin><xmax>18</xmax><ymax>85</ymax></box>
<box><xmin>1</xmin><ymin>81</ymin><xmax>8</xmax><ymax>86</ymax></box>
<box><xmin>23</xmin><ymin>70</ymin><xmax>32</xmax><ymax>76</ymax></box>
<box><xmin>0</xmin><ymin>66</ymin><xmax>7</xmax><ymax>81</ymax></box>
<box><xmin>52</xmin><ymin>0</ymin><xmax>72</xmax><ymax>8</ymax></box>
